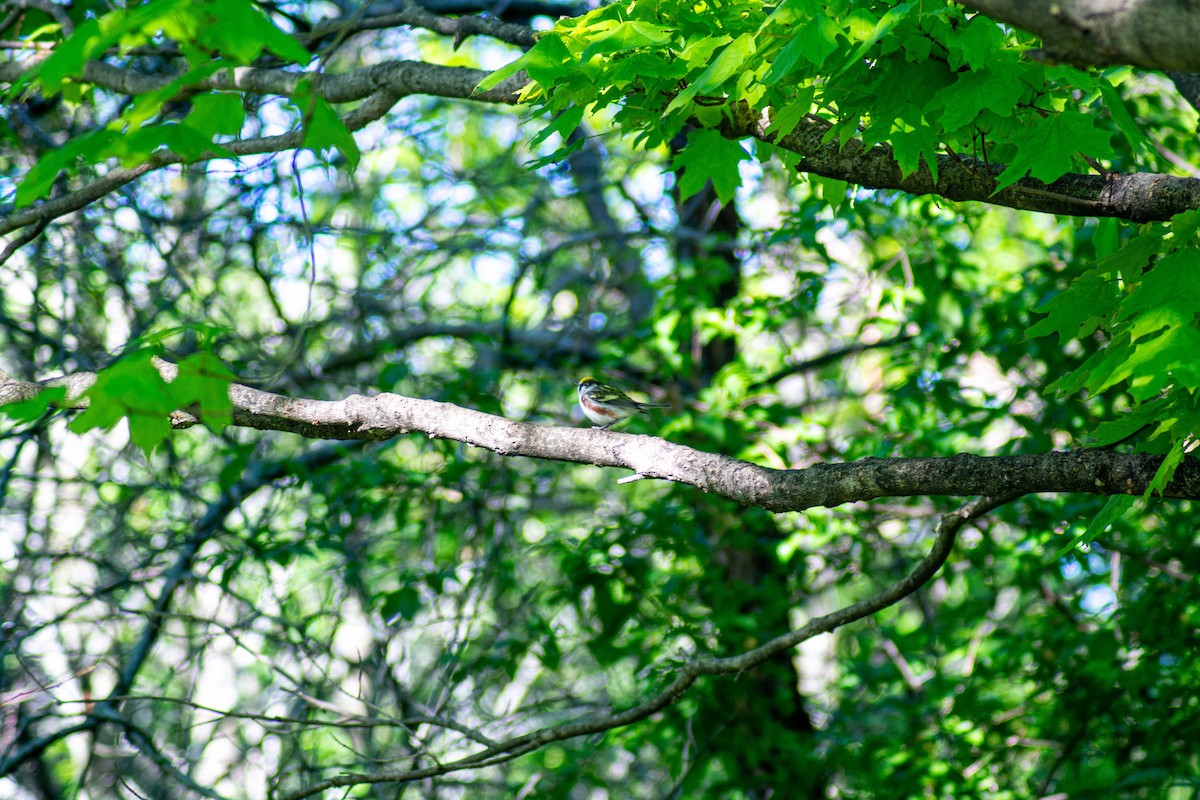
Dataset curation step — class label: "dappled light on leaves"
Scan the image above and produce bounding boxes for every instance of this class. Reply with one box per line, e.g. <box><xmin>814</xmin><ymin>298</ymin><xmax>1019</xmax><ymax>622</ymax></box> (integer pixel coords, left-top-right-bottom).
<box><xmin>1</xmin><ymin>1</ymin><xmax>1199</xmax><ymax>799</ymax></box>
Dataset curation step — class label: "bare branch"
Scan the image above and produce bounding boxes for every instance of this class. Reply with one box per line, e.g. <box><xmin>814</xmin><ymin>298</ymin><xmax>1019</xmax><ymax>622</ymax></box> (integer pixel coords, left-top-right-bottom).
<box><xmin>81</xmin><ymin>695</ymin><xmax>502</xmax><ymax>748</ymax></box>
<box><xmin>379</xmin><ymin>0</ymin><xmax>537</xmax><ymax>48</ymax></box>
<box><xmin>2</xmin><ymin>368</ymin><xmax>1197</xmax><ymax>510</ymax></box>
<box><xmin>0</xmin><ymin>443</ymin><xmax>354</xmax><ymax>778</ymax></box>
<box><xmin>0</xmin><ymin>57</ymin><xmax>517</xmax><ymax>109</ymax></box>
<box><xmin>89</xmin><ymin>704</ymin><xmax>235</xmax><ymax>800</ymax></box>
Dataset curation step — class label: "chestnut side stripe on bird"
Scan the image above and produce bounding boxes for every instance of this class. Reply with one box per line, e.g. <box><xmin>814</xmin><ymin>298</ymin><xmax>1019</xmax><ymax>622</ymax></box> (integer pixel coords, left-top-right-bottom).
<box><xmin>577</xmin><ymin>377</ymin><xmax>669</xmax><ymax>429</ymax></box>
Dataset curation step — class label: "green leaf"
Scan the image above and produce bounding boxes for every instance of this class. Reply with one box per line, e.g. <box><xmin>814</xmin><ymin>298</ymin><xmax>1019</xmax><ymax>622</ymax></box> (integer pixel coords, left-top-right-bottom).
<box><xmin>929</xmin><ymin>65</ymin><xmax>1025</xmax><ymax>132</ymax></box>
<box><xmin>1097</xmin><ymin>229</ymin><xmax>1162</xmax><ymax>285</ymax></box>
<box><xmin>672</xmin><ymin>128</ymin><xmax>751</xmax><ymax>204</ymax></box>
<box><xmin>68</xmin><ymin>388</ymin><xmax>129</xmax><ymax>435</ymax></box>
<box><xmin>678</xmin><ymin>35</ymin><xmax>731</xmax><ymax>71</ymax></box>
<box><xmin>475</xmin><ymin>58</ymin><xmax>528</xmax><ymax>94</ymax></box>
<box><xmin>1145</xmin><ymin>438</ymin><xmax>1186</xmax><ymax>499</ymax></box>
<box><xmin>124</xmin><ymin>122</ymin><xmax>223</xmax><ymax>162</ymax></box>
<box><xmin>1089</xmin><ymin>400</ymin><xmax>1163</xmax><ymax>447</ymax></box>
<box><xmin>994</xmin><ymin>110</ymin><xmax>1114</xmax><ymax>192</ymax></box>
<box><xmin>579</xmin><ymin>20</ymin><xmax>673</xmax><ymax>64</ymax></box>
<box><xmin>1098</xmin><ymin>78</ymin><xmax>1152</xmax><ymax>155</ymax></box>
<box><xmin>944</xmin><ymin>14</ymin><xmax>1007</xmax><ymax>71</ymax></box>
<box><xmin>1168</xmin><ymin>207</ymin><xmax>1200</xmax><ymax>244</ymax></box>
<box><xmin>169</xmin><ymin>352</ymin><xmax>235</xmax><ymax>433</ymax></box>
<box><xmin>1086</xmin><ymin>323</ymin><xmax>1200</xmax><ymax>399</ymax></box>
<box><xmin>1027</xmin><ymin>270</ymin><xmax>1118</xmax><ymax>344</ymax></box>
<box><xmin>15</xmin><ymin>128</ymin><xmax>119</xmax><ymax>207</ymax></box>
<box><xmin>185</xmin><ymin>92</ymin><xmax>246</xmax><ymax>138</ymax></box>
<box><xmin>1117</xmin><ymin>247</ymin><xmax>1200</xmax><ymax>340</ymax></box>
<box><xmin>32</xmin><ymin>17</ymin><xmax>117</xmax><ymax>94</ymax></box>
<box><xmin>200</xmin><ymin>0</ymin><xmax>310</xmax><ymax>64</ymax></box>
<box><xmin>121</xmin><ymin>0</ymin><xmax>195</xmax><ymax>50</ymax></box>
<box><xmin>691</xmin><ymin>32</ymin><xmax>757</xmax><ymax>94</ymax></box>
<box><xmin>69</xmin><ymin>350</ymin><xmax>175</xmax><ymax>455</ymax></box>
<box><xmin>127</xmin><ymin>408</ymin><xmax>174</xmax><ymax>455</ymax></box>
<box><xmin>665</xmin><ymin>32</ymin><xmax>757</xmax><ymax>115</ymax></box>
<box><xmin>813</xmin><ymin>175</ymin><xmax>849</xmax><ymax>209</ymax></box>
<box><xmin>1093</xmin><ymin>217</ymin><xmax>1119</xmax><ymax>260</ymax></box>
<box><xmin>525</xmin><ymin>137</ymin><xmax>585</xmax><ymax>170</ymax></box>
<box><xmin>891</xmin><ymin>126</ymin><xmax>939</xmax><ymax>179</ymax></box>
<box><xmin>0</xmin><ymin>386</ymin><xmax>67</xmax><ymax>422</ymax></box>
<box><xmin>763</xmin><ymin>15</ymin><xmax>840</xmax><ymax>82</ymax></box>
<box><xmin>608</xmin><ymin>51</ymin><xmax>689</xmax><ymax>88</ymax></box>
<box><xmin>838</xmin><ymin>2</ymin><xmax>915</xmax><ymax>76</ymax></box>
<box><xmin>476</xmin><ymin>34</ymin><xmax>570</xmax><ymax>93</ymax></box>
<box><xmin>302</xmin><ymin>95</ymin><xmax>361</xmax><ymax>170</ymax></box>
<box><xmin>530</xmin><ymin>104</ymin><xmax>584</xmax><ymax>148</ymax></box>
<box><xmin>28</xmin><ymin>0</ymin><xmax>307</xmax><ymax>99</ymax></box>
<box><xmin>1052</xmin><ymin>494</ymin><xmax>1135</xmax><ymax>558</ymax></box>
<box><xmin>763</xmin><ymin>90</ymin><xmax>815</xmax><ymax>139</ymax></box>
<box><xmin>121</xmin><ymin>62</ymin><xmax>226</xmax><ymax>129</ymax></box>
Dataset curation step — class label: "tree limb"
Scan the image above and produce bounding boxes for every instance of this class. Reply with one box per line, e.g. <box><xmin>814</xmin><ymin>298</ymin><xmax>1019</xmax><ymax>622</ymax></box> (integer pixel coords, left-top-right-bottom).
<box><xmin>960</xmin><ymin>0</ymin><xmax>1200</xmax><ymax>72</ymax></box>
<box><xmin>0</xmin><ymin>62</ymin><xmax>525</xmax><ymax>255</ymax></box>
<box><xmin>307</xmin><ymin>1</ymin><xmax>537</xmax><ymax>49</ymax></box>
<box><xmin>2</xmin><ymin>369</ymin><xmax>1196</xmax><ymax>511</ymax></box>
<box><xmin>1</xmin><ymin>47</ymin><xmax>1196</xmax><ymax>251</ymax></box>
<box><xmin>3</xmin><ymin>43</ymin><xmax>1198</xmax><ymax>238</ymax></box>
<box><xmin>725</xmin><ymin>109</ymin><xmax>1200</xmax><ymax>223</ymax></box>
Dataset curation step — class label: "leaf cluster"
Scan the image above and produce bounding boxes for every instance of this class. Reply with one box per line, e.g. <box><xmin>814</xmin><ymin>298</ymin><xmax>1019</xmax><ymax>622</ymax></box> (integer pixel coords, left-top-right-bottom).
<box><xmin>482</xmin><ymin>0</ymin><xmax>1121</xmax><ymax>198</ymax></box>
<box><xmin>1030</xmin><ymin>210</ymin><xmax>1200</xmax><ymax>494</ymax></box>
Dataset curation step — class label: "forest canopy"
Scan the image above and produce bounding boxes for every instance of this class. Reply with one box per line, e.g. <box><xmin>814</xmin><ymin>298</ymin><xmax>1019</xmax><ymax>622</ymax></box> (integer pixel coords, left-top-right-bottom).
<box><xmin>1</xmin><ymin>0</ymin><xmax>1198</xmax><ymax>798</ymax></box>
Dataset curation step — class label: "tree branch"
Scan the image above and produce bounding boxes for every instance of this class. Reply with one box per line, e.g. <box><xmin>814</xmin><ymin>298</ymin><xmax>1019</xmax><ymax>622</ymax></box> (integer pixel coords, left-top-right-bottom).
<box><xmin>278</xmin><ymin>494</ymin><xmax>1010</xmax><ymax>800</ymax></box>
<box><xmin>0</xmin><ymin>58</ymin><xmax>517</xmax><ymax>113</ymax></box>
<box><xmin>960</xmin><ymin>0</ymin><xmax>1200</xmax><ymax>72</ymax></box>
<box><xmin>0</xmin><ymin>62</ymin><xmax>524</xmax><ymax>255</ymax></box>
<box><xmin>725</xmin><ymin>109</ymin><xmax>1200</xmax><ymax>223</ymax></box>
<box><xmin>306</xmin><ymin>1</ymin><xmax>537</xmax><ymax>49</ymax></box>
<box><xmin>753</xmin><ymin>333</ymin><xmax>915</xmax><ymax>389</ymax></box>
<box><xmin>0</xmin><ymin>443</ymin><xmax>354</xmax><ymax>779</ymax></box>
<box><xmin>2</xmin><ymin>369</ymin><xmax>1197</xmax><ymax>511</ymax></box>
<box><xmin>3</xmin><ymin>46</ymin><xmax>1198</xmax><ymax>240</ymax></box>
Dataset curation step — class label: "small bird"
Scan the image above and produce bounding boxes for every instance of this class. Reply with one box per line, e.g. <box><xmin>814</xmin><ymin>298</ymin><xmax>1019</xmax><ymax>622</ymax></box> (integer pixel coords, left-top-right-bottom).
<box><xmin>577</xmin><ymin>376</ymin><xmax>669</xmax><ymax>429</ymax></box>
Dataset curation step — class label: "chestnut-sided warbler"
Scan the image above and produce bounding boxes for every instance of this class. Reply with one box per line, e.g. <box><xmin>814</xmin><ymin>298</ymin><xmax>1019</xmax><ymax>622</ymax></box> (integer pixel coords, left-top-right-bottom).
<box><xmin>577</xmin><ymin>376</ymin><xmax>668</xmax><ymax>429</ymax></box>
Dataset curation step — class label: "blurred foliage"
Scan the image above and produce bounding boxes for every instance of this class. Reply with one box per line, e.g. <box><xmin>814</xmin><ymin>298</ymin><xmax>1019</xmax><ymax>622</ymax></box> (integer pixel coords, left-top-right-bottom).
<box><xmin>1</xmin><ymin>1</ymin><xmax>1199</xmax><ymax>799</ymax></box>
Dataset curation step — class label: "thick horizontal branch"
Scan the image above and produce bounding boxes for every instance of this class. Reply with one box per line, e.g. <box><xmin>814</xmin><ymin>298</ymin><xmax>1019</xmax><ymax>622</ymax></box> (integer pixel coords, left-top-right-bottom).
<box><xmin>222</xmin><ymin>389</ymin><xmax>1199</xmax><ymax>509</ymax></box>
<box><xmin>725</xmin><ymin>109</ymin><xmax>1200</xmax><ymax>223</ymax></box>
<box><xmin>79</xmin><ymin>59</ymin><xmax>517</xmax><ymax>105</ymax></box>
<box><xmin>960</xmin><ymin>0</ymin><xmax>1200</xmax><ymax>72</ymax></box>
<box><xmin>0</xmin><ymin>53</ymin><xmax>517</xmax><ymax>109</ymax></box>
<box><xmin>3</xmin><ymin>369</ymin><xmax>1197</xmax><ymax>511</ymax></box>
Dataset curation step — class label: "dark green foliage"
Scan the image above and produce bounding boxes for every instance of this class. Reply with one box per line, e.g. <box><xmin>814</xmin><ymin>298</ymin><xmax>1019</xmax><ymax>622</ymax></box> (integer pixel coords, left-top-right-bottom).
<box><xmin>1</xmin><ymin>1</ymin><xmax>1199</xmax><ymax>798</ymax></box>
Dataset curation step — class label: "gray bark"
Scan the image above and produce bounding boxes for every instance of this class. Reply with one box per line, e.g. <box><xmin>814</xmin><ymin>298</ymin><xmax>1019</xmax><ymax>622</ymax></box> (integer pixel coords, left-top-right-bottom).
<box><xmin>961</xmin><ymin>0</ymin><xmax>1200</xmax><ymax>71</ymax></box>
